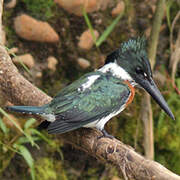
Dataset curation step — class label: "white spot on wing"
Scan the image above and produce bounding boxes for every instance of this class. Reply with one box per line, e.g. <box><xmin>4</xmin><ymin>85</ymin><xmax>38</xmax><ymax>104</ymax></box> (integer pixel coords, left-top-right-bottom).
<box><xmin>98</xmin><ymin>62</ymin><xmax>133</xmax><ymax>82</ymax></box>
<box><xmin>144</xmin><ymin>72</ymin><xmax>147</xmax><ymax>77</ymax></box>
<box><xmin>78</xmin><ymin>75</ymin><xmax>100</xmax><ymax>91</ymax></box>
<box><xmin>41</xmin><ymin>114</ymin><xmax>56</xmax><ymax>122</ymax></box>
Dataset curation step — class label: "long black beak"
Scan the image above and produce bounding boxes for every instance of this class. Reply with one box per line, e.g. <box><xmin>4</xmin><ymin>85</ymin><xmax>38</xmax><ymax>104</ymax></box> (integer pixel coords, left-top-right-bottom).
<box><xmin>137</xmin><ymin>76</ymin><xmax>175</xmax><ymax>120</ymax></box>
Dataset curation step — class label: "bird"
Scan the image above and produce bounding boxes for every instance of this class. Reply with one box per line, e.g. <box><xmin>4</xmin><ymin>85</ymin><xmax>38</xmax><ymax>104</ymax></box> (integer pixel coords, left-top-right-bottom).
<box><xmin>7</xmin><ymin>37</ymin><xmax>175</xmax><ymax>138</ymax></box>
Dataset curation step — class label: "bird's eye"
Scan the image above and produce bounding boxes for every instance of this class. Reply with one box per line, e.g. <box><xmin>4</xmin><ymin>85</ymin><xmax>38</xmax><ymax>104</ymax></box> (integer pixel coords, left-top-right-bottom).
<box><xmin>135</xmin><ymin>66</ymin><xmax>144</xmax><ymax>74</ymax></box>
<box><xmin>135</xmin><ymin>66</ymin><xmax>149</xmax><ymax>80</ymax></box>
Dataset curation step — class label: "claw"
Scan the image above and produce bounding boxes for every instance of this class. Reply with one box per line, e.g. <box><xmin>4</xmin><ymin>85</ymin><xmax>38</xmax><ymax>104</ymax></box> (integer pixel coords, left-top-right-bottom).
<box><xmin>98</xmin><ymin>129</ymin><xmax>114</xmax><ymax>139</ymax></box>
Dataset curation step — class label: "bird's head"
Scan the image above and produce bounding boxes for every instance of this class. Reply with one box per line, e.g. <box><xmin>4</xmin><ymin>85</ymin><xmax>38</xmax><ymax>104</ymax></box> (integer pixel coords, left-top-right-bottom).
<box><xmin>105</xmin><ymin>37</ymin><xmax>175</xmax><ymax>120</ymax></box>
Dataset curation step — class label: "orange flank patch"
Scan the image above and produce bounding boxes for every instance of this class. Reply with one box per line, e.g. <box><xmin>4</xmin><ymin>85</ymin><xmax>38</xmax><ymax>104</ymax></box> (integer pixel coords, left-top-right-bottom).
<box><xmin>124</xmin><ymin>80</ymin><xmax>135</xmax><ymax>106</ymax></box>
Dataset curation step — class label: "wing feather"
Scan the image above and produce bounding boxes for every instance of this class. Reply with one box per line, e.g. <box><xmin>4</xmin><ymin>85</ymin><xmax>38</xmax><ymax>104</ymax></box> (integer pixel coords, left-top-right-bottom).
<box><xmin>47</xmin><ymin>72</ymin><xmax>131</xmax><ymax>134</ymax></box>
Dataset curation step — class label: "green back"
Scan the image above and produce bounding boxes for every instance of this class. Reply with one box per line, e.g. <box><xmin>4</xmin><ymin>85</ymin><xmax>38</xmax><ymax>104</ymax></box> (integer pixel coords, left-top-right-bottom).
<box><xmin>46</xmin><ymin>71</ymin><xmax>131</xmax><ymax>134</ymax></box>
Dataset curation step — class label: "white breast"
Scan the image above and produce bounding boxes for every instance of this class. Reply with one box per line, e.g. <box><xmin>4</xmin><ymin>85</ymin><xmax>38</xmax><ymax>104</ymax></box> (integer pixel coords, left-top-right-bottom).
<box><xmin>83</xmin><ymin>105</ymin><xmax>126</xmax><ymax>130</ymax></box>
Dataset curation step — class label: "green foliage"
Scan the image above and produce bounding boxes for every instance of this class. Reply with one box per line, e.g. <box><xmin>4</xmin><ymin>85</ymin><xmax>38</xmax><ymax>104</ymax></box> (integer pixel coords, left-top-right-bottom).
<box><xmin>96</xmin><ymin>13</ymin><xmax>124</xmax><ymax>47</ymax></box>
<box><xmin>0</xmin><ymin>117</ymin><xmax>9</xmax><ymax>134</ymax></box>
<box><xmin>83</xmin><ymin>8</ymin><xmax>97</xmax><ymax>44</ymax></box>
<box><xmin>22</xmin><ymin>0</ymin><xmax>55</xmax><ymax>20</ymax></box>
<box><xmin>0</xmin><ymin>117</ymin><xmax>37</xmax><ymax>179</ymax></box>
<box><xmin>155</xmin><ymin>84</ymin><xmax>180</xmax><ymax>173</ymax></box>
<box><xmin>0</xmin><ymin>115</ymin><xmax>58</xmax><ymax>179</ymax></box>
<box><xmin>35</xmin><ymin>158</ymin><xmax>67</xmax><ymax>180</ymax></box>
<box><xmin>0</xmin><ymin>108</ymin><xmax>35</xmax><ymax>146</ymax></box>
<box><xmin>83</xmin><ymin>8</ymin><xmax>124</xmax><ymax>47</ymax></box>
<box><xmin>14</xmin><ymin>144</ymin><xmax>35</xmax><ymax>180</ymax></box>
<box><xmin>176</xmin><ymin>78</ymin><xmax>180</xmax><ymax>89</ymax></box>
<box><xmin>35</xmin><ymin>158</ymin><xmax>57</xmax><ymax>180</ymax></box>
<box><xmin>2</xmin><ymin>10</ymin><xmax>17</xmax><ymax>46</ymax></box>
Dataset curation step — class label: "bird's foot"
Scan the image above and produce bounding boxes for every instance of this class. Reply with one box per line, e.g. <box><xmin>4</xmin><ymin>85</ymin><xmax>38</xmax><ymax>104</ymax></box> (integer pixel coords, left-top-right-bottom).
<box><xmin>98</xmin><ymin>129</ymin><xmax>114</xmax><ymax>139</ymax></box>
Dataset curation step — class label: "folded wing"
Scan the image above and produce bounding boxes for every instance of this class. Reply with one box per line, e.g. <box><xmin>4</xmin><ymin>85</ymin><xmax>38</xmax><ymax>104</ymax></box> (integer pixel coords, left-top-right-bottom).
<box><xmin>47</xmin><ymin>72</ymin><xmax>131</xmax><ymax>134</ymax></box>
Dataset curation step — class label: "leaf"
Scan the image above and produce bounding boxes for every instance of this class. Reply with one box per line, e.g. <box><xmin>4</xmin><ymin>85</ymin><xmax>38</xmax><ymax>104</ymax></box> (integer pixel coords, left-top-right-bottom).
<box><xmin>83</xmin><ymin>8</ymin><xmax>97</xmax><ymax>44</ymax></box>
<box><xmin>96</xmin><ymin>13</ymin><xmax>123</xmax><ymax>47</ymax></box>
<box><xmin>5</xmin><ymin>47</ymin><xmax>32</xmax><ymax>75</ymax></box>
<box><xmin>0</xmin><ymin>108</ymin><xmax>24</xmax><ymax>133</ymax></box>
<box><xmin>15</xmin><ymin>144</ymin><xmax>34</xmax><ymax>168</ymax></box>
<box><xmin>83</xmin><ymin>8</ymin><xmax>124</xmax><ymax>47</ymax></box>
<box><xmin>24</xmin><ymin>118</ymin><xmax>36</xmax><ymax>129</ymax></box>
<box><xmin>0</xmin><ymin>108</ymin><xmax>36</xmax><ymax>146</ymax></box>
<box><xmin>17</xmin><ymin>136</ymin><xmax>40</xmax><ymax>145</ymax></box>
<box><xmin>30</xmin><ymin>128</ymin><xmax>52</xmax><ymax>145</ymax></box>
<box><xmin>30</xmin><ymin>129</ymin><xmax>64</xmax><ymax>160</ymax></box>
<box><xmin>15</xmin><ymin>144</ymin><xmax>35</xmax><ymax>180</ymax></box>
<box><xmin>0</xmin><ymin>117</ymin><xmax>9</xmax><ymax>134</ymax></box>
<box><xmin>0</xmin><ymin>140</ymin><xmax>20</xmax><ymax>154</ymax></box>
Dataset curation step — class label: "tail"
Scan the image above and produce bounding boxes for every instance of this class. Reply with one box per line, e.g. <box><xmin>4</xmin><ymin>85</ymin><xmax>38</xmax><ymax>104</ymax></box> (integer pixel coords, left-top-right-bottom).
<box><xmin>7</xmin><ymin>105</ymin><xmax>45</xmax><ymax>115</ymax></box>
<box><xmin>7</xmin><ymin>105</ymin><xmax>52</xmax><ymax>130</ymax></box>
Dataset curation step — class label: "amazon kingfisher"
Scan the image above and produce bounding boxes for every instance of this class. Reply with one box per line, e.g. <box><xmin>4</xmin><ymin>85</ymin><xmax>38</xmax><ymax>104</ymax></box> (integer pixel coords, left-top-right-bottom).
<box><xmin>7</xmin><ymin>37</ymin><xmax>175</xmax><ymax>138</ymax></box>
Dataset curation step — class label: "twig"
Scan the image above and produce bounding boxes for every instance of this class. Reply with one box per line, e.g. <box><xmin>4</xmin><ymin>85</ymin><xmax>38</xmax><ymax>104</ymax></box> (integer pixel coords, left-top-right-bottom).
<box><xmin>169</xmin><ymin>11</ymin><xmax>180</xmax><ymax>54</ymax></box>
<box><xmin>148</xmin><ymin>0</ymin><xmax>165</xmax><ymax>68</ymax></box>
<box><xmin>140</xmin><ymin>0</ymin><xmax>165</xmax><ymax>160</ymax></box>
<box><xmin>169</xmin><ymin>10</ymin><xmax>180</xmax><ymax>86</ymax></box>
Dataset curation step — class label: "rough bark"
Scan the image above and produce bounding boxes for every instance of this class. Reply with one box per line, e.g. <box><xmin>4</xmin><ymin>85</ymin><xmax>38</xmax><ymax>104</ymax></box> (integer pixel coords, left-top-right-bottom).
<box><xmin>61</xmin><ymin>129</ymin><xmax>180</xmax><ymax>180</ymax></box>
<box><xmin>0</xmin><ymin>45</ymin><xmax>51</xmax><ymax>106</ymax></box>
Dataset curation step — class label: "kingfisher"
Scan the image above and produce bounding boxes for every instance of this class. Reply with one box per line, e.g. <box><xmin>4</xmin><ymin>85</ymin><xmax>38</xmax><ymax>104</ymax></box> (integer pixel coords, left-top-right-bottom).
<box><xmin>7</xmin><ymin>37</ymin><xmax>175</xmax><ymax>138</ymax></box>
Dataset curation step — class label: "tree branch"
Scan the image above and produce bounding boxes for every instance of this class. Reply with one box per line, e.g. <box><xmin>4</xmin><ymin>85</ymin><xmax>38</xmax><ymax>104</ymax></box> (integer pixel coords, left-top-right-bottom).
<box><xmin>61</xmin><ymin>129</ymin><xmax>180</xmax><ymax>180</ymax></box>
<box><xmin>0</xmin><ymin>1</ymin><xmax>179</xmax><ymax>179</ymax></box>
<box><xmin>148</xmin><ymin>0</ymin><xmax>165</xmax><ymax>68</ymax></box>
<box><xmin>0</xmin><ymin>45</ymin><xmax>51</xmax><ymax>106</ymax></box>
<box><xmin>141</xmin><ymin>0</ymin><xmax>165</xmax><ymax>160</ymax></box>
